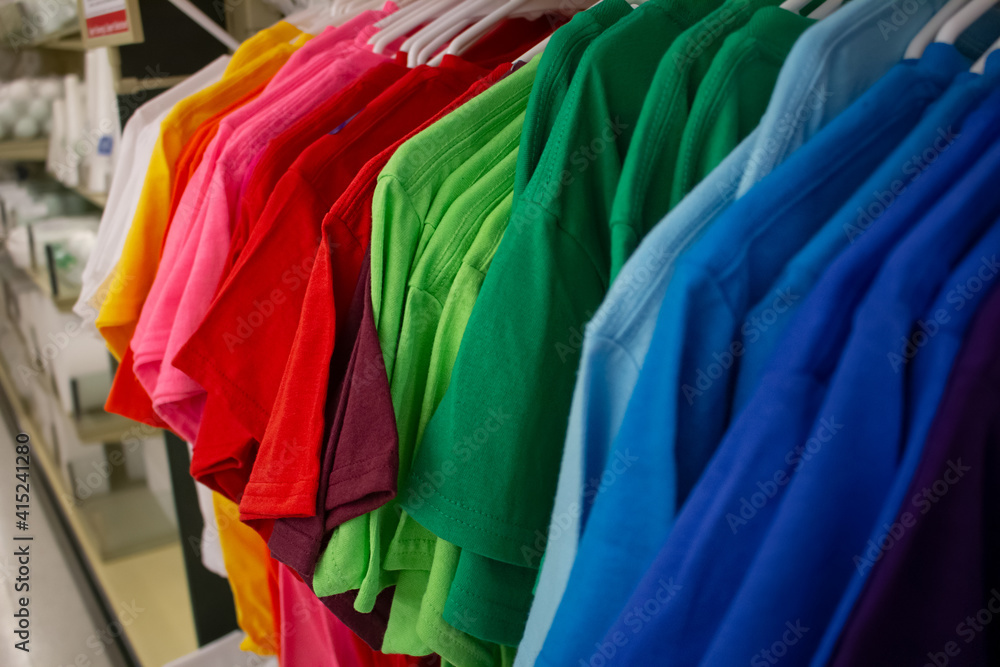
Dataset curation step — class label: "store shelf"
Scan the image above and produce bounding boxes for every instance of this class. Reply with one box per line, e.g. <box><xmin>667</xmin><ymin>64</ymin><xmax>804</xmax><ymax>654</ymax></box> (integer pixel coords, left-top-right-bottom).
<box><xmin>116</xmin><ymin>75</ymin><xmax>190</xmax><ymax>96</ymax></box>
<box><xmin>30</xmin><ymin>25</ymin><xmax>86</xmax><ymax>51</ymax></box>
<box><xmin>69</xmin><ymin>185</ymin><xmax>108</xmax><ymax>208</ymax></box>
<box><xmin>0</xmin><ymin>346</ymin><xmax>199</xmax><ymax>667</ymax></box>
<box><xmin>23</xmin><ymin>263</ymin><xmax>77</xmax><ymax>312</ymax></box>
<box><xmin>0</xmin><ymin>139</ymin><xmax>49</xmax><ymax>162</ymax></box>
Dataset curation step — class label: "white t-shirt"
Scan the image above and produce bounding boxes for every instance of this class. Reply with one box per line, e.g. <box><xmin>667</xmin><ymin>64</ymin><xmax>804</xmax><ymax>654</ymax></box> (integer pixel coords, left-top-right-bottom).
<box><xmin>74</xmin><ymin>56</ymin><xmax>230</xmax><ymax>330</ymax></box>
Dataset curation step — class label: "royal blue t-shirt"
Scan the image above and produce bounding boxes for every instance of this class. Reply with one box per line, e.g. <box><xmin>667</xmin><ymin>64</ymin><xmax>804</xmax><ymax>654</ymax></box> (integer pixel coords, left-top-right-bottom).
<box><xmin>824</xmin><ymin>279</ymin><xmax>1000</xmax><ymax>667</ymax></box>
<box><xmin>593</xmin><ymin>84</ymin><xmax>1000</xmax><ymax>667</ymax></box>
<box><xmin>811</xmin><ymin>227</ymin><xmax>1000</xmax><ymax>664</ymax></box>
<box><xmin>699</xmin><ymin>137</ymin><xmax>1000</xmax><ymax>667</ymax></box>
<box><xmin>733</xmin><ymin>46</ymin><xmax>1000</xmax><ymax>411</ymax></box>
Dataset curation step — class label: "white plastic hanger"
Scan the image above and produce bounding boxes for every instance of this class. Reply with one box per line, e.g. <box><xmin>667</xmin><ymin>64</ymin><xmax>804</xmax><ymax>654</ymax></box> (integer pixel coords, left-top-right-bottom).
<box><xmin>936</xmin><ymin>0</ymin><xmax>997</xmax><ymax>43</ymax></box>
<box><xmin>779</xmin><ymin>0</ymin><xmax>811</xmax><ymax>13</ymax></box>
<box><xmin>501</xmin><ymin>0</ymin><xmax>602</xmax><ymax>65</ymax></box>
<box><xmin>401</xmin><ymin>0</ymin><xmax>494</xmax><ymax>64</ymax></box>
<box><xmin>373</xmin><ymin>0</ymin><xmax>436</xmax><ymax>30</ymax></box>
<box><xmin>807</xmin><ymin>0</ymin><xmax>844</xmax><ymax>19</ymax></box>
<box><xmin>906</xmin><ymin>0</ymin><xmax>971</xmax><ymax>58</ymax></box>
<box><xmin>972</xmin><ymin>32</ymin><xmax>1000</xmax><ymax>71</ymax></box>
<box><xmin>370</xmin><ymin>0</ymin><xmax>459</xmax><ymax>53</ymax></box>
<box><xmin>439</xmin><ymin>0</ymin><xmax>530</xmax><ymax>60</ymax></box>
<box><xmin>412</xmin><ymin>15</ymin><xmax>478</xmax><ymax>65</ymax></box>
<box><xmin>431</xmin><ymin>0</ymin><xmax>586</xmax><ymax>64</ymax></box>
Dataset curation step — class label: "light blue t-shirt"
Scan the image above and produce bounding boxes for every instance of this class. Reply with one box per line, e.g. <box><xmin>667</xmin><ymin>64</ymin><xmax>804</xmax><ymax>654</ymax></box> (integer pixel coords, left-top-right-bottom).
<box><xmin>732</xmin><ymin>46</ymin><xmax>1000</xmax><ymax>411</ymax></box>
<box><xmin>700</xmin><ymin>139</ymin><xmax>1000</xmax><ymax>667</ymax></box>
<box><xmin>594</xmin><ymin>84</ymin><xmax>1000</xmax><ymax>667</ymax></box>
<box><xmin>534</xmin><ymin>31</ymin><xmax>966</xmax><ymax>667</ymax></box>
<box><xmin>737</xmin><ymin>0</ymin><xmax>966</xmax><ymax>196</ymax></box>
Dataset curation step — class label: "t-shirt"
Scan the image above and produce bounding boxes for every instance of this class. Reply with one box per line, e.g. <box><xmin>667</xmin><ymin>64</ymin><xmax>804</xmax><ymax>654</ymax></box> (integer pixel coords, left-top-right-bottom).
<box><xmin>266</xmin><ymin>62</ymin><xmax>512</xmax><ymax>576</ymax></box>
<box><xmin>401</xmin><ymin>8</ymin><xmax>713</xmax><ymax>642</ymax></box>
<box><xmin>824</xmin><ymin>285</ymin><xmax>1000</xmax><ymax>667</ymax></box>
<box><xmin>94</xmin><ymin>20</ymin><xmax>303</xmax><ymax>360</ymax></box>
<box><xmin>595</xmin><ymin>87</ymin><xmax>1000</xmax><ymax>666</ymax></box>
<box><xmin>519</xmin><ymin>127</ymin><xmax>759</xmax><ymax>667</ymax></box>
<box><xmin>608</xmin><ymin>0</ymin><xmax>775</xmax><ymax>281</ymax></box>
<box><xmin>732</xmin><ymin>46</ymin><xmax>1000</xmax><ymax>411</ymax></box>
<box><xmin>534</xmin><ymin>36</ymin><xmax>966</xmax><ymax>667</ymax></box>
<box><xmin>513</xmin><ymin>0</ymin><xmax>632</xmax><ymax>202</ymax></box>
<box><xmin>75</xmin><ymin>56</ymin><xmax>229</xmax><ymax>327</ymax></box>
<box><xmin>175</xmin><ymin>61</ymin><xmax>489</xmax><ymax>511</ymax></box>
<box><xmin>377</xmin><ymin>118</ymin><xmax>526</xmax><ymax>657</ymax></box>
<box><xmin>697</xmin><ymin>152</ymin><xmax>1000</xmax><ymax>667</ymax></box>
<box><xmin>227</xmin><ymin>60</ymin><xmax>408</xmax><ymax>279</ymax></box>
<box><xmin>297</xmin><ymin>63</ymin><xmax>526</xmax><ymax>666</ymax></box>
<box><xmin>670</xmin><ymin>5</ymin><xmax>811</xmax><ymax>206</ymax></box>
<box><xmin>103</xmin><ymin>55</ymin><xmax>293</xmax><ymax>431</ymax></box>
<box><xmin>737</xmin><ymin>0</ymin><xmax>963</xmax><ymax>196</ymax></box>
<box><xmin>213</xmin><ymin>492</ymin><xmax>280</xmax><ymax>656</ymax></box>
<box><xmin>130</xmin><ymin>11</ymin><xmax>393</xmax><ymax>442</ymax></box>
<box><xmin>530</xmin><ymin>5</ymin><xmax>986</xmax><ymax>657</ymax></box>
<box><xmin>311</xmin><ymin>55</ymin><xmax>545</xmax><ymax>616</ymax></box>
<box><xmin>277</xmin><ymin>564</ymin><xmax>429</xmax><ymax>667</ymax></box>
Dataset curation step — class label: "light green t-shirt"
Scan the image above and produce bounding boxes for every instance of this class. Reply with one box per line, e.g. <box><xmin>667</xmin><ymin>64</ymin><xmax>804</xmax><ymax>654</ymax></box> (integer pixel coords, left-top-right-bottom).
<box><xmin>311</xmin><ymin>56</ymin><xmax>539</xmax><ymax>632</ymax></box>
<box><xmin>381</xmin><ymin>120</ymin><xmax>524</xmax><ymax>660</ymax></box>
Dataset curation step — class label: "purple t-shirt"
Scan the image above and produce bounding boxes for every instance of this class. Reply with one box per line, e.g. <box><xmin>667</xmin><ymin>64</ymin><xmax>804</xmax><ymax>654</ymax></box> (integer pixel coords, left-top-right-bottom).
<box><xmin>827</xmin><ymin>282</ymin><xmax>1000</xmax><ymax>666</ymax></box>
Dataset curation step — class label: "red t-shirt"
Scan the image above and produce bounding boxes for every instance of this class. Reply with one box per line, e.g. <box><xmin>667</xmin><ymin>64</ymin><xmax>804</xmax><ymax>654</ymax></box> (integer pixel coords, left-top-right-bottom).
<box><xmin>174</xmin><ymin>59</ymin><xmax>489</xmax><ymax>522</ymax></box>
<box><xmin>266</xmin><ymin>62</ymin><xmax>511</xmax><ymax>577</ymax></box>
<box><xmin>227</xmin><ymin>61</ymin><xmax>408</xmax><ymax>279</ymax></box>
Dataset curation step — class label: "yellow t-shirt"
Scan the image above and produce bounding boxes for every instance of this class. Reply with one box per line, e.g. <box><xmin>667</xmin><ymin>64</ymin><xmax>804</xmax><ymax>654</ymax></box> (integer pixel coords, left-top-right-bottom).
<box><xmin>96</xmin><ymin>22</ymin><xmax>305</xmax><ymax>359</ymax></box>
<box><xmin>213</xmin><ymin>492</ymin><xmax>281</xmax><ymax>655</ymax></box>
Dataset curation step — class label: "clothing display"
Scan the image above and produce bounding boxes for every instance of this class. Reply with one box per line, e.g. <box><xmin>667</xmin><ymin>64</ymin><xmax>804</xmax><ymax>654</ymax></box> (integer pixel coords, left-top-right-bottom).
<box><xmin>85</xmin><ymin>0</ymin><xmax>1000</xmax><ymax>664</ymax></box>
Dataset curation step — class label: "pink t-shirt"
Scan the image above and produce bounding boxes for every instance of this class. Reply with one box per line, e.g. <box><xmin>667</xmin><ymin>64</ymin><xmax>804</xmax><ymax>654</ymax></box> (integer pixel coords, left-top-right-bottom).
<box><xmin>278</xmin><ymin>562</ymin><xmax>353</xmax><ymax>667</ymax></box>
<box><xmin>128</xmin><ymin>18</ymin><xmax>376</xmax><ymax>401</ymax></box>
<box><xmin>131</xmin><ymin>7</ymin><xmax>398</xmax><ymax>440</ymax></box>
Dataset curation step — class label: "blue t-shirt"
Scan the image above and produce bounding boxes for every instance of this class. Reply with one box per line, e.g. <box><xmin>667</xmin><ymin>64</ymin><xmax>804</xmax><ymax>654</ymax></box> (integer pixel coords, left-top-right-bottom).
<box><xmin>700</xmin><ymin>136</ymin><xmax>1000</xmax><ymax>666</ymax></box>
<box><xmin>535</xmin><ymin>45</ymin><xmax>965</xmax><ymax>667</ymax></box>
<box><xmin>593</xmin><ymin>83</ymin><xmax>1000</xmax><ymax>667</ymax></box>
<box><xmin>738</xmin><ymin>0</ymin><xmax>965</xmax><ymax>196</ymax></box>
<box><xmin>733</xmin><ymin>46</ymin><xmax>1000</xmax><ymax>411</ymax></box>
<box><xmin>812</xmin><ymin>229</ymin><xmax>1000</xmax><ymax>663</ymax></box>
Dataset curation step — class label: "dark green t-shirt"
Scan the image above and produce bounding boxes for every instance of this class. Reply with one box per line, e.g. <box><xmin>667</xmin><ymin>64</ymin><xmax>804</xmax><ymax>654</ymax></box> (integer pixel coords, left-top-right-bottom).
<box><xmin>514</xmin><ymin>0</ymin><xmax>632</xmax><ymax>201</ymax></box>
<box><xmin>671</xmin><ymin>5</ymin><xmax>813</xmax><ymax>205</ymax></box>
<box><xmin>404</xmin><ymin>0</ymin><xmax>718</xmax><ymax>646</ymax></box>
<box><xmin>608</xmin><ymin>0</ymin><xmax>782</xmax><ymax>280</ymax></box>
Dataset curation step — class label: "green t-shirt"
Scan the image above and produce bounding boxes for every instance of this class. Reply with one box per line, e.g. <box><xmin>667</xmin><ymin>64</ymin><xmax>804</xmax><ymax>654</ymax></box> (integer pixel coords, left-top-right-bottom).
<box><xmin>514</xmin><ymin>0</ymin><xmax>632</xmax><ymax>201</ymax></box>
<box><xmin>402</xmin><ymin>0</ymin><xmax>715</xmax><ymax>645</ymax></box>
<box><xmin>311</xmin><ymin>56</ymin><xmax>538</xmax><ymax>622</ymax></box>
<box><xmin>670</xmin><ymin>5</ymin><xmax>812</xmax><ymax>205</ymax></box>
<box><xmin>608</xmin><ymin>0</ymin><xmax>779</xmax><ymax>280</ymax></box>
<box><xmin>381</xmin><ymin>120</ymin><xmax>524</xmax><ymax>659</ymax></box>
